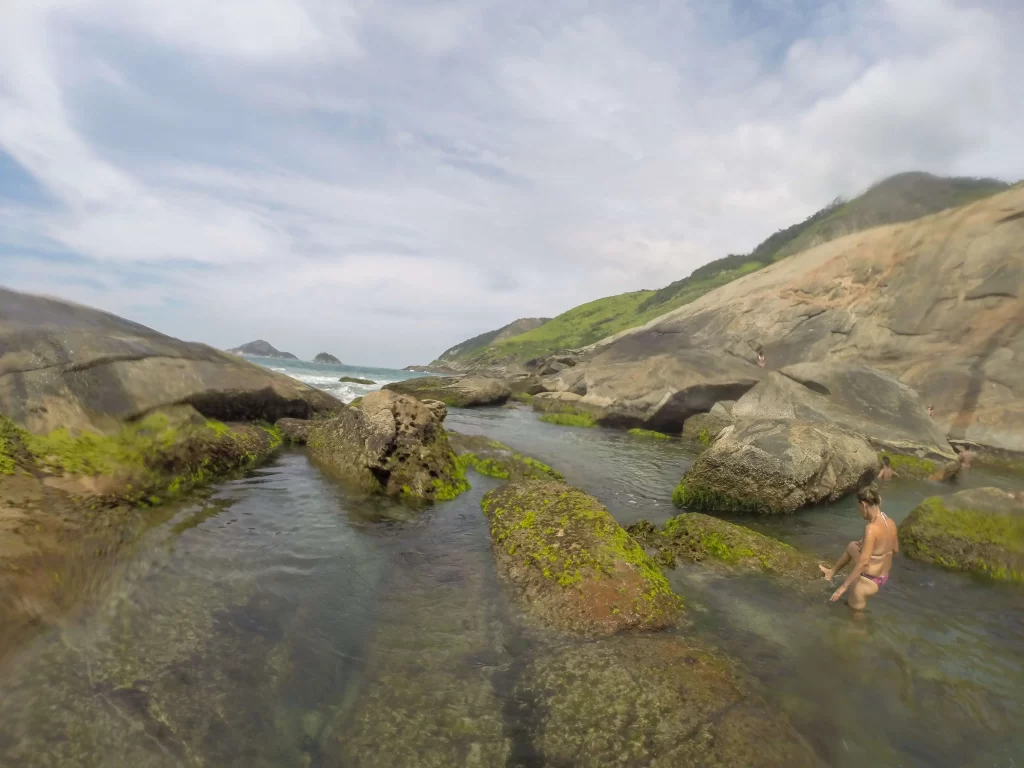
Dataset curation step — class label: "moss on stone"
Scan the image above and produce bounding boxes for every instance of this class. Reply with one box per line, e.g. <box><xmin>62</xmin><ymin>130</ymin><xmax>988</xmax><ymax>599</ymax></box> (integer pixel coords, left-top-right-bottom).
<box><xmin>672</xmin><ymin>478</ymin><xmax>772</xmax><ymax>515</ymax></box>
<box><xmin>431</xmin><ymin>454</ymin><xmax>472</xmax><ymax>501</ymax></box>
<box><xmin>900</xmin><ymin>491</ymin><xmax>1024</xmax><ymax>582</ymax></box>
<box><xmin>879</xmin><ymin>451</ymin><xmax>936</xmax><ymax>479</ymax></box>
<box><xmin>510</xmin><ymin>392</ymin><xmax>534</xmax><ymax>404</ymax></box>
<box><xmin>480</xmin><ymin>481</ymin><xmax>682</xmax><ymax>634</ymax></box>
<box><xmin>539</xmin><ymin>410</ymin><xmax>598</xmax><ymax>428</ymax></box>
<box><xmin>0</xmin><ymin>416</ymin><xmax>23</xmax><ymax>475</ymax></box>
<box><xmin>449</xmin><ymin>432</ymin><xmax>563</xmax><ymax>483</ymax></box>
<box><xmin>627</xmin><ymin>428</ymin><xmax>671</xmax><ymax>440</ymax></box>
<box><xmin>697</xmin><ymin>427</ymin><xmax>713</xmax><ymax>446</ymax></box>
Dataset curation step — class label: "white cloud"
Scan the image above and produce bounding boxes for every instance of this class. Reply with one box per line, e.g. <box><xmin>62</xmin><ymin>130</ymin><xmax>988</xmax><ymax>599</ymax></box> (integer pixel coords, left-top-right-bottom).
<box><xmin>0</xmin><ymin>0</ymin><xmax>1022</xmax><ymax>366</ymax></box>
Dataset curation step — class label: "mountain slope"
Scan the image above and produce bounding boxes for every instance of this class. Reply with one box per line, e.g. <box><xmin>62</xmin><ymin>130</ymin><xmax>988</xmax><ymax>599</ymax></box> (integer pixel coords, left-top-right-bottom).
<box><xmin>430</xmin><ymin>317</ymin><xmax>550</xmax><ymax>367</ymax></box>
<box><xmin>228</xmin><ymin>340</ymin><xmax>298</xmax><ymax>360</ymax></box>
<box><xmin>442</xmin><ymin>172</ymin><xmax>1009</xmax><ymax>369</ymax></box>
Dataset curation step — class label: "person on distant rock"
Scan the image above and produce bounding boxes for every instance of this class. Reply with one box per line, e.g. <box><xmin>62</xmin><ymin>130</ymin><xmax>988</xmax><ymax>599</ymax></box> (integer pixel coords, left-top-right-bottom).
<box><xmin>756</xmin><ymin>349</ymin><xmax>766</xmax><ymax>368</ymax></box>
<box><xmin>878</xmin><ymin>456</ymin><xmax>898</xmax><ymax>481</ymax></box>
<box><xmin>928</xmin><ymin>404</ymin><xmax>934</xmax><ymax>419</ymax></box>
<box><xmin>819</xmin><ymin>485</ymin><xmax>897</xmax><ymax>610</ymax></box>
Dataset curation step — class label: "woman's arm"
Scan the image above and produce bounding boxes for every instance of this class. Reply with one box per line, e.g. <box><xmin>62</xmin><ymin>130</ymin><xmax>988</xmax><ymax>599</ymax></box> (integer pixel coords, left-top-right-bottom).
<box><xmin>831</xmin><ymin>525</ymin><xmax>876</xmax><ymax>602</ymax></box>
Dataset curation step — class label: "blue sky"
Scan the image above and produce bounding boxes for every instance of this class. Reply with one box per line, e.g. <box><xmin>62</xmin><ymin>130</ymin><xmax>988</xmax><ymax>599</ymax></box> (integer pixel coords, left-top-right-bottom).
<box><xmin>2</xmin><ymin>0</ymin><xmax>1022</xmax><ymax>366</ymax></box>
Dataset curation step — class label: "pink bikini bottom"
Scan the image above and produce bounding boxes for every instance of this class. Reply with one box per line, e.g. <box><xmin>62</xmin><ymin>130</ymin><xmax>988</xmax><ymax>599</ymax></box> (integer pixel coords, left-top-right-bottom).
<box><xmin>863</xmin><ymin>573</ymin><xmax>888</xmax><ymax>588</ymax></box>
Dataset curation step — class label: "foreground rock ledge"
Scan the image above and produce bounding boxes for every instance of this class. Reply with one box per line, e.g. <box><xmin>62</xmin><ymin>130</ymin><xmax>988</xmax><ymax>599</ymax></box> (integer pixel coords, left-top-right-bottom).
<box><xmin>480</xmin><ymin>481</ymin><xmax>682</xmax><ymax>635</ymax></box>
<box><xmin>674</xmin><ymin>420</ymin><xmax>877</xmax><ymax>515</ymax></box>
<box><xmin>900</xmin><ymin>487</ymin><xmax>1024</xmax><ymax>582</ymax></box>
<box><xmin>514</xmin><ymin>635</ymin><xmax>820</xmax><ymax>768</ymax></box>
<box><xmin>448</xmin><ymin>431</ymin><xmax>563</xmax><ymax>482</ymax></box>
<box><xmin>383</xmin><ymin>376</ymin><xmax>511</xmax><ymax>407</ymax></box>
<box><xmin>307</xmin><ymin>390</ymin><xmax>468</xmax><ymax>500</ymax></box>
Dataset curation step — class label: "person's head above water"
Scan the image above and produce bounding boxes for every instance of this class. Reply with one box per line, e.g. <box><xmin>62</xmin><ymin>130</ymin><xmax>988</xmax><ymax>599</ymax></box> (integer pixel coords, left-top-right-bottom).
<box><xmin>856</xmin><ymin>484</ymin><xmax>881</xmax><ymax>518</ymax></box>
<box><xmin>881</xmin><ymin>456</ymin><xmax>892</xmax><ymax>467</ymax></box>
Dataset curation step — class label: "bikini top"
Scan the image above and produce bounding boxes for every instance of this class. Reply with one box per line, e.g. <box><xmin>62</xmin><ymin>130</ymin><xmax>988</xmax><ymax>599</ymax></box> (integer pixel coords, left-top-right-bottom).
<box><xmin>869</xmin><ymin>512</ymin><xmax>896</xmax><ymax>559</ymax></box>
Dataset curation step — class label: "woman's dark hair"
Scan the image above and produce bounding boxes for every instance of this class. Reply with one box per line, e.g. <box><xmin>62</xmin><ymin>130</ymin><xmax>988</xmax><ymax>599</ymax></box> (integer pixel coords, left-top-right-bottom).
<box><xmin>881</xmin><ymin>456</ymin><xmax>891</xmax><ymax>466</ymax></box>
<box><xmin>857</xmin><ymin>484</ymin><xmax>881</xmax><ymax>506</ymax></box>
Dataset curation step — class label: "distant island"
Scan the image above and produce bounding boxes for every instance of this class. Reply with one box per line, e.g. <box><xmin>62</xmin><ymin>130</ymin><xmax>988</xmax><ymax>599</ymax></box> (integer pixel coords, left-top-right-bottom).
<box><xmin>314</xmin><ymin>352</ymin><xmax>342</xmax><ymax>364</ymax></box>
<box><xmin>227</xmin><ymin>340</ymin><xmax>298</xmax><ymax>360</ymax></box>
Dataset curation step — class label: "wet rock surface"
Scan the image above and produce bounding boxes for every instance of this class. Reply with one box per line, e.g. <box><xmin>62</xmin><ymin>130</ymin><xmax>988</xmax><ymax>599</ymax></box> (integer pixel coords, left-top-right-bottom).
<box><xmin>307</xmin><ymin>390</ymin><xmax>468</xmax><ymax>500</ymax></box>
<box><xmin>900</xmin><ymin>487</ymin><xmax>1024</xmax><ymax>581</ymax></box>
<box><xmin>275</xmin><ymin>417</ymin><xmax>314</xmax><ymax>444</ymax></box>
<box><xmin>448</xmin><ymin>432</ymin><xmax>564</xmax><ymax>482</ymax></box>
<box><xmin>481</xmin><ymin>481</ymin><xmax>682</xmax><ymax>635</ymax></box>
<box><xmin>674</xmin><ymin>420</ymin><xmax>878</xmax><ymax>514</ymax></box>
<box><xmin>383</xmin><ymin>376</ymin><xmax>511</xmax><ymax>407</ymax></box>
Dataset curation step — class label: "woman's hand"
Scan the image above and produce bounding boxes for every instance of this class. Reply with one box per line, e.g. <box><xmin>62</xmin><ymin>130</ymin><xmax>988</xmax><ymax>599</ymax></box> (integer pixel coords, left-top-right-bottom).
<box><xmin>830</xmin><ymin>584</ymin><xmax>847</xmax><ymax>602</ymax></box>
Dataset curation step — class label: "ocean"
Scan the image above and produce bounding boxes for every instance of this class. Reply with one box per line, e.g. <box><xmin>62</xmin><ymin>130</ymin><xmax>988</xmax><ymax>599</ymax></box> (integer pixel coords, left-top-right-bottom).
<box><xmin>242</xmin><ymin>355</ymin><xmax>425</xmax><ymax>403</ymax></box>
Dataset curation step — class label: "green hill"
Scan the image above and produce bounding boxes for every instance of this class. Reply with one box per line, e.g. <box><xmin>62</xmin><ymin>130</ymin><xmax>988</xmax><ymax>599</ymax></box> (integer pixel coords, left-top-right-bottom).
<box><xmin>430</xmin><ymin>317</ymin><xmax>550</xmax><ymax>367</ymax></box>
<box><xmin>441</xmin><ymin>172</ymin><xmax>1010</xmax><ymax>368</ymax></box>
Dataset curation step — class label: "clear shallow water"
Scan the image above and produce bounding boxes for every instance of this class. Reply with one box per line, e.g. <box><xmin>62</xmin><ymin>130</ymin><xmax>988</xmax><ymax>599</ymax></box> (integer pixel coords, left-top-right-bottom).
<box><xmin>1</xmin><ymin>402</ymin><xmax>1022</xmax><ymax>767</ymax></box>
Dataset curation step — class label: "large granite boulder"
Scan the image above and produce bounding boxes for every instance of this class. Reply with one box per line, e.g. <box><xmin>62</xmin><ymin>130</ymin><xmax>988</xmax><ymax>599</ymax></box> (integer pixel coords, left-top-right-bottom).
<box><xmin>0</xmin><ymin>287</ymin><xmax>342</xmax><ymax>434</ymax></box>
<box><xmin>627</xmin><ymin>514</ymin><xmax>820</xmax><ymax>585</ymax></box>
<box><xmin>733</xmin><ymin>363</ymin><xmax>957</xmax><ymax>474</ymax></box>
<box><xmin>480</xmin><ymin>481</ymin><xmax>682</xmax><ymax>635</ymax></box>
<box><xmin>382</xmin><ymin>376</ymin><xmax>511</xmax><ymax>407</ymax></box>
<box><xmin>673</xmin><ymin>420</ymin><xmax>878</xmax><ymax>514</ymax></box>
<box><xmin>513</xmin><ymin>635</ymin><xmax>819</xmax><ymax>768</ymax></box>
<box><xmin>542</xmin><ymin>345</ymin><xmax>762</xmax><ymax>431</ymax></box>
<box><xmin>900</xmin><ymin>487</ymin><xmax>1023</xmax><ymax>582</ymax></box>
<box><xmin>575</xmin><ymin>187</ymin><xmax>1024</xmax><ymax>452</ymax></box>
<box><xmin>307</xmin><ymin>390</ymin><xmax>468</xmax><ymax>500</ymax></box>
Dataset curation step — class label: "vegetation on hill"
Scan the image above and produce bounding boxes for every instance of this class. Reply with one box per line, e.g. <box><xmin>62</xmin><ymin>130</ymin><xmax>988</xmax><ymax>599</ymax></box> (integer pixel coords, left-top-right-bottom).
<box><xmin>440</xmin><ymin>173</ymin><xmax>1010</xmax><ymax>367</ymax></box>
<box><xmin>431</xmin><ymin>317</ymin><xmax>550</xmax><ymax>366</ymax></box>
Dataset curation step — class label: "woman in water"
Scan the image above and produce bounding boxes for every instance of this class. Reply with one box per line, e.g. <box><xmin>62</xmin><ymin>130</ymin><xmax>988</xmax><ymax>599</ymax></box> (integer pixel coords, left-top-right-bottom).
<box><xmin>819</xmin><ymin>485</ymin><xmax>898</xmax><ymax>610</ymax></box>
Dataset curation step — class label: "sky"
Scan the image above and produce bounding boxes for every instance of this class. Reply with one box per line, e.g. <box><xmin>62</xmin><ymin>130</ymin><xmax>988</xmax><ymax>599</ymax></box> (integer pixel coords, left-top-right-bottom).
<box><xmin>1</xmin><ymin>0</ymin><xmax>1022</xmax><ymax>367</ymax></box>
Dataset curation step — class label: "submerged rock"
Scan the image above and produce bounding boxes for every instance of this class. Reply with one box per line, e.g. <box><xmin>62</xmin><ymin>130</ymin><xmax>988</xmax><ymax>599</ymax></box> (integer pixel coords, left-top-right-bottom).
<box><xmin>480</xmin><ymin>481</ymin><xmax>682</xmax><ymax>635</ymax></box>
<box><xmin>674</xmin><ymin>420</ymin><xmax>877</xmax><ymax>514</ymax></box>
<box><xmin>627</xmin><ymin>515</ymin><xmax>820</xmax><ymax>583</ymax></box>
<box><xmin>382</xmin><ymin>376</ymin><xmax>511</xmax><ymax>407</ymax></box>
<box><xmin>307</xmin><ymin>390</ymin><xmax>468</xmax><ymax>501</ymax></box>
<box><xmin>337</xmin><ymin>376</ymin><xmax>376</xmax><ymax>385</ymax></box>
<box><xmin>513</xmin><ymin>635</ymin><xmax>819</xmax><ymax>767</ymax></box>
<box><xmin>900</xmin><ymin>487</ymin><xmax>1024</xmax><ymax>582</ymax></box>
<box><xmin>733</xmin><ymin>363</ymin><xmax>958</xmax><ymax>476</ymax></box>
<box><xmin>448</xmin><ymin>432</ymin><xmax>563</xmax><ymax>482</ymax></box>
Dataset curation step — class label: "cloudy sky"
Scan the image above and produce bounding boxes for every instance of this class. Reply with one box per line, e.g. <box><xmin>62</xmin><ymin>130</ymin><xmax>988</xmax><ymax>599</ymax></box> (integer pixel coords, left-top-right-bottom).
<box><xmin>2</xmin><ymin>0</ymin><xmax>1022</xmax><ymax>366</ymax></box>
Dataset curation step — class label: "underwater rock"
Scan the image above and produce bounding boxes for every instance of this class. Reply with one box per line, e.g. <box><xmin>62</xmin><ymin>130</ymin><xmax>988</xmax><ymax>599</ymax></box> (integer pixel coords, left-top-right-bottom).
<box><xmin>512</xmin><ymin>634</ymin><xmax>820</xmax><ymax>767</ymax></box>
<box><xmin>627</xmin><ymin>514</ymin><xmax>820</xmax><ymax>584</ymax></box>
<box><xmin>337</xmin><ymin>376</ymin><xmax>375</xmax><ymax>385</ymax></box>
<box><xmin>673</xmin><ymin>419</ymin><xmax>877</xmax><ymax>515</ymax></box>
<box><xmin>480</xmin><ymin>481</ymin><xmax>682</xmax><ymax>635</ymax></box>
<box><xmin>448</xmin><ymin>432</ymin><xmax>563</xmax><ymax>482</ymax></box>
<box><xmin>382</xmin><ymin>376</ymin><xmax>511</xmax><ymax>408</ymax></box>
<box><xmin>307</xmin><ymin>390</ymin><xmax>468</xmax><ymax>501</ymax></box>
<box><xmin>900</xmin><ymin>487</ymin><xmax>1024</xmax><ymax>582</ymax></box>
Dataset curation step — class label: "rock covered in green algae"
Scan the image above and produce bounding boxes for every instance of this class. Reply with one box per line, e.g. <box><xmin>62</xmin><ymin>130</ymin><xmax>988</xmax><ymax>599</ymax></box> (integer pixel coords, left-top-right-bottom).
<box><xmin>900</xmin><ymin>487</ymin><xmax>1024</xmax><ymax>582</ymax></box>
<box><xmin>512</xmin><ymin>635</ymin><xmax>820</xmax><ymax>768</ymax></box>
<box><xmin>383</xmin><ymin>375</ymin><xmax>511</xmax><ymax>407</ymax></box>
<box><xmin>448</xmin><ymin>431</ymin><xmax>563</xmax><ymax>482</ymax></box>
<box><xmin>275</xmin><ymin>417</ymin><xmax>313</xmax><ymax>444</ymax></box>
<box><xmin>673</xmin><ymin>420</ymin><xmax>878</xmax><ymax>515</ymax></box>
<box><xmin>627</xmin><ymin>514</ymin><xmax>820</xmax><ymax>583</ymax></box>
<box><xmin>307</xmin><ymin>390</ymin><xmax>468</xmax><ymax>501</ymax></box>
<box><xmin>480</xmin><ymin>481</ymin><xmax>682</xmax><ymax>635</ymax></box>
<box><xmin>0</xmin><ymin>406</ymin><xmax>281</xmax><ymax>506</ymax></box>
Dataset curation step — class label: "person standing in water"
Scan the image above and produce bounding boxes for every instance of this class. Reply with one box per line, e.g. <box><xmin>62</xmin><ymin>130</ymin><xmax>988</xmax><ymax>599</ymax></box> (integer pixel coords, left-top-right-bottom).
<box><xmin>956</xmin><ymin>445</ymin><xmax>975</xmax><ymax>471</ymax></box>
<box><xmin>878</xmin><ymin>455</ymin><xmax>898</xmax><ymax>481</ymax></box>
<box><xmin>819</xmin><ymin>485</ymin><xmax>898</xmax><ymax>610</ymax></box>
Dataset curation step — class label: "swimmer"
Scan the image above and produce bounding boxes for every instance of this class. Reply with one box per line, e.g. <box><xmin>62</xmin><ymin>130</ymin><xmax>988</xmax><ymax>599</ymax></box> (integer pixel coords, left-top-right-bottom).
<box><xmin>878</xmin><ymin>455</ymin><xmax>898</xmax><ymax>481</ymax></box>
<box><xmin>819</xmin><ymin>485</ymin><xmax>898</xmax><ymax>610</ymax></box>
<box><xmin>957</xmin><ymin>445</ymin><xmax>975</xmax><ymax>470</ymax></box>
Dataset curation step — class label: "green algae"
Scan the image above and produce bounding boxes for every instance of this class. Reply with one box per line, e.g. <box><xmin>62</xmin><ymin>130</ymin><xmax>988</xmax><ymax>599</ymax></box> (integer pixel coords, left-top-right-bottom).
<box><xmin>481</xmin><ymin>481</ymin><xmax>682</xmax><ymax>634</ymax></box>
<box><xmin>431</xmin><ymin>454</ymin><xmax>472</xmax><ymax>501</ymax></box>
<box><xmin>900</xmin><ymin>493</ymin><xmax>1024</xmax><ymax>582</ymax></box>
<box><xmin>879</xmin><ymin>451</ymin><xmax>936</xmax><ymax>479</ymax></box>
<box><xmin>539</xmin><ymin>410</ymin><xmax>598</xmax><ymax>428</ymax></box>
<box><xmin>672</xmin><ymin>478</ymin><xmax>773</xmax><ymax>515</ymax></box>
<box><xmin>627</xmin><ymin>428</ymin><xmax>671</xmax><ymax>440</ymax></box>
<box><xmin>448</xmin><ymin>432</ymin><xmax>564</xmax><ymax>483</ymax></box>
<box><xmin>697</xmin><ymin>427</ymin><xmax>713</xmax><ymax>446</ymax></box>
<box><xmin>0</xmin><ymin>416</ymin><xmax>21</xmax><ymax>475</ymax></box>
<box><xmin>510</xmin><ymin>392</ymin><xmax>534</xmax><ymax>404</ymax></box>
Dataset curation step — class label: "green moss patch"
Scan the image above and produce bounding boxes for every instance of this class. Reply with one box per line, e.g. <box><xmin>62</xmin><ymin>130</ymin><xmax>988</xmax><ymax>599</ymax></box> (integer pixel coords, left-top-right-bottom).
<box><xmin>510</xmin><ymin>392</ymin><xmax>534</xmax><ymax>404</ymax></box>
<box><xmin>879</xmin><ymin>452</ymin><xmax>936</xmax><ymax>479</ymax></box>
<box><xmin>449</xmin><ymin>432</ymin><xmax>563</xmax><ymax>483</ymax></box>
<box><xmin>672</xmin><ymin>479</ymin><xmax>773</xmax><ymax>515</ymax></box>
<box><xmin>480</xmin><ymin>481</ymin><xmax>682</xmax><ymax>635</ymax></box>
<box><xmin>539</xmin><ymin>410</ymin><xmax>598</xmax><ymax>428</ymax></box>
<box><xmin>900</xmin><ymin>490</ymin><xmax>1024</xmax><ymax>582</ymax></box>
<box><xmin>627</xmin><ymin>428</ymin><xmax>671</xmax><ymax>440</ymax></box>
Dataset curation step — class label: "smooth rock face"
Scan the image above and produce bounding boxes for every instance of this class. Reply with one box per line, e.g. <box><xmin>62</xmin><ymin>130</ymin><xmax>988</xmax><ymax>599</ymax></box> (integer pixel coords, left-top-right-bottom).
<box><xmin>513</xmin><ymin>635</ymin><xmax>820</xmax><ymax>768</ymax></box>
<box><xmin>480</xmin><ymin>481</ymin><xmax>682</xmax><ymax>635</ymax></box>
<box><xmin>307</xmin><ymin>390</ymin><xmax>467</xmax><ymax>500</ymax></box>
<box><xmin>383</xmin><ymin>376</ymin><xmax>511</xmax><ymax>407</ymax></box>
<box><xmin>543</xmin><ymin>347</ymin><xmax>761</xmax><ymax>432</ymax></box>
<box><xmin>900</xmin><ymin>487</ymin><xmax>1024</xmax><ymax>582</ymax></box>
<box><xmin>674</xmin><ymin>420</ymin><xmax>878</xmax><ymax>514</ymax></box>
<box><xmin>578</xmin><ymin>187</ymin><xmax>1024</xmax><ymax>451</ymax></box>
<box><xmin>0</xmin><ymin>288</ymin><xmax>342</xmax><ymax>433</ymax></box>
<box><xmin>733</xmin><ymin>363</ymin><xmax>956</xmax><ymax>467</ymax></box>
